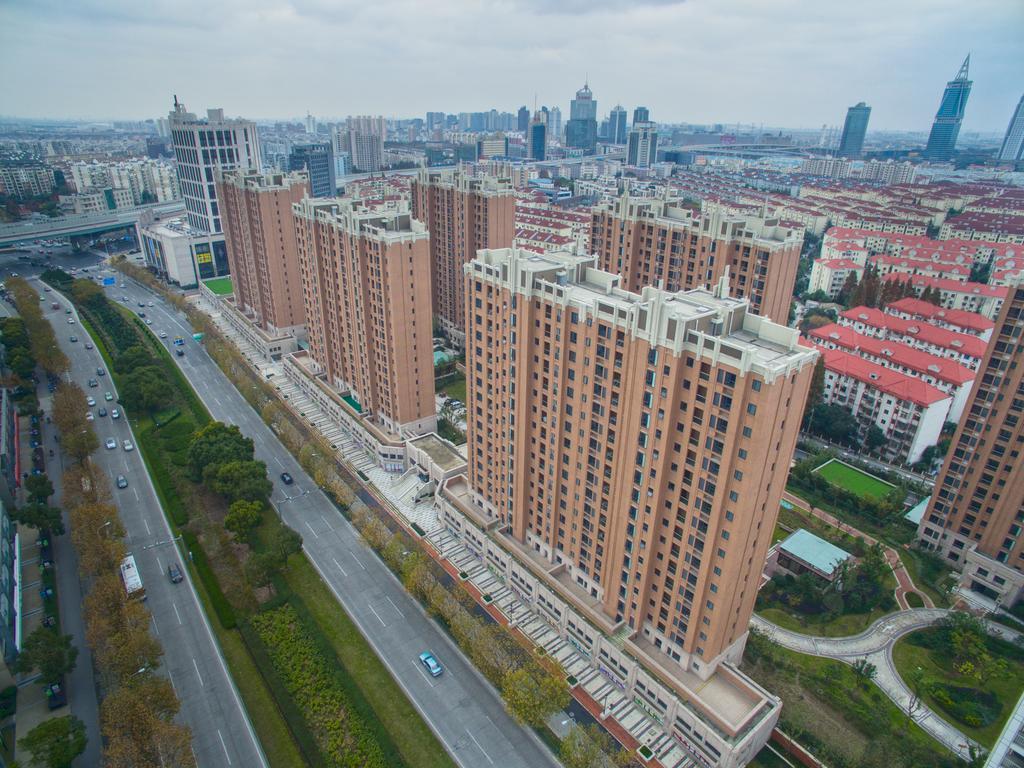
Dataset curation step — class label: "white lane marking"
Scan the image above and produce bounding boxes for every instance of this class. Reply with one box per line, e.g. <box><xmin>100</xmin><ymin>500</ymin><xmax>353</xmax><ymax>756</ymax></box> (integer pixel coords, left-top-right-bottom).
<box><xmin>173</xmin><ymin>603</ymin><xmax>182</xmax><ymax>625</ymax></box>
<box><xmin>192</xmin><ymin>657</ymin><xmax>204</xmax><ymax>687</ymax></box>
<box><xmin>413</xmin><ymin>659</ymin><xmax>436</xmax><ymax>687</ymax></box>
<box><xmin>133</xmin><ymin>488</ymin><xmax>139</xmax><ymax>501</ymax></box>
<box><xmin>151</xmin><ymin>615</ymin><xmax>160</xmax><ymax>636</ymax></box>
<box><xmin>467</xmin><ymin>730</ymin><xmax>494</xmax><ymax>765</ymax></box>
<box><xmin>167</xmin><ymin>667</ymin><xmax>177</xmax><ymax>694</ymax></box>
<box><xmin>156</xmin><ymin>556</ymin><xmax>163</xmax><ymax>572</ymax></box>
<box><xmin>349</xmin><ymin>551</ymin><xmax>366</xmax><ymax>569</ymax></box>
<box><xmin>275</xmin><ymin>456</ymin><xmax>285</xmax><ymax>468</ymax></box>
<box><xmin>385</xmin><ymin>596</ymin><xmax>403</xmax><ymax>616</ymax></box>
<box><xmin>331</xmin><ymin>557</ymin><xmax>347</xmax><ymax>577</ymax></box>
<box><xmin>321</xmin><ymin>515</ymin><xmax>332</xmax><ymax>530</ymax></box>
<box><xmin>218</xmin><ymin>730</ymin><xmax>232</xmax><ymax>765</ymax></box>
<box><xmin>367</xmin><ymin>603</ymin><xmax>387</xmax><ymax>627</ymax></box>
<box><xmin>143</xmin><ymin>518</ymin><xmax>151</xmax><ymax>535</ymax></box>
<box><xmin>304</xmin><ymin>521</ymin><xmax>320</xmax><ymax>539</ymax></box>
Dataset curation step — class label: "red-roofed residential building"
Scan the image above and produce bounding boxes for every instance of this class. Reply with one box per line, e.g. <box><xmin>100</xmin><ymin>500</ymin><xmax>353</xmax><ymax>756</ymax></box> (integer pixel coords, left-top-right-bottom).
<box><xmin>814</xmin><ymin>346</ymin><xmax>951</xmax><ymax>463</ymax></box>
<box><xmin>839</xmin><ymin>306</ymin><xmax>988</xmax><ymax>369</ymax></box>
<box><xmin>808</xmin><ymin>258</ymin><xmax>864</xmax><ymax>298</ymax></box>
<box><xmin>809</xmin><ymin>323</ymin><xmax>974</xmax><ymax>421</ymax></box>
<box><xmin>939</xmin><ymin>211</ymin><xmax>1024</xmax><ymax>244</ymax></box>
<box><xmin>880</xmin><ymin>274</ymin><xmax>1008</xmax><ymax>319</ymax></box>
<box><xmin>871</xmin><ymin>254</ymin><xmax>972</xmax><ymax>283</ymax></box>
<box><xmin>884</xmin><ymin>297</ymin><xmax>994</xmax><ymax>340</ymax></box>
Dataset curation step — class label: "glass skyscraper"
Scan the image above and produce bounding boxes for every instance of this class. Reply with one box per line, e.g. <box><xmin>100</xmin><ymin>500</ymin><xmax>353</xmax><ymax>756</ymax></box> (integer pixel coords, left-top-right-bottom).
<box><xmin>288</xmin><ymin>142</ymin><xmax>336</xmax><ymax>198</ymax></box>
<box><xmin>924</xmin><ymin>56</ymin><xmax>972</xmax><ymax>161</ymax></box>
<box><xmin>565</xmin><ymin>83</ymin><xmax>598</xmax><ymax>154</ymax></box>
<box><xmin>997</xmin><ymin>93</ymin><xmax>1024</xmax><ymax>164</ymax></box>
<box><xmin>838</xmin><ymin>102</ymin><xmax>871</xmax><ymax>158</ymax></box>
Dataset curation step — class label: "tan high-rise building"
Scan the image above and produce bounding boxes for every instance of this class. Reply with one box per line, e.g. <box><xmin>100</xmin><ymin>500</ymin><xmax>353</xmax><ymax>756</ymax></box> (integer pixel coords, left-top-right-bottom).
<box><xmin>917</xmin><ymin>280</ymin><xmax>1024</xmax><ymax>605</ymax></box>
<box><xmin>293</xmin><ymin>197</ymin><xmax>436</xmax><ymax>436</ymax></box>
<box><xmin>411</xmin><ymin>168</ymin><xmax>515</xmax><ymax>344</ymax></box>
<box><xmin>218</xmin><ymin>170</ymin><xmax>309</xmax><ymax>334</ymax></box>
<box><xmin>590</xmin><ymin>194</ymin><xmax>803</xmax><ymax>324</ymax></box>
<box><xmin>464</xmin><ymin>247</ymin><xmax>817</xmax><ymax>678</ymax></box>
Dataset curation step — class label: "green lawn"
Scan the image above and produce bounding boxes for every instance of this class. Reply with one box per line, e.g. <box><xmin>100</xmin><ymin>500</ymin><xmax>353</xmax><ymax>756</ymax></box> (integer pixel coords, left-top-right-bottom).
<box><xmin>893</xmin><ymin>629</ymin><xmax>1024</xmax><ymax>747</ymax></box>
<box><xmin>436</xmin><ymin>371</ymin><xmax>466</xmax><ymax>404</ymax></box>
<box><xmin>758</xmin><ymin>602</ymin><xmax>893</xmax><ymax>638</ymax></box>
<box><xmin>813</xmin><ymin>459</ymin><xmax>895</xmax><ymax>501</ymax></box>
<box><xmin>897</xmin><ymin>548</ymin><xmax>954</xmax><ymax>608</ymax></box>
<box><xmin>204</xmin><ymin>276</ymin><xmax>234</xmax><ymax>296</ymax></box>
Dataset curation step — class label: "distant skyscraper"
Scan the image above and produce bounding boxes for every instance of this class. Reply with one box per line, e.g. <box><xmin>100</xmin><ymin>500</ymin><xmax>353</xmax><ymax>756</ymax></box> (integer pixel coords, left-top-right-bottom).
<box><xmin>528</xmin><ymin>113</ymin><xmax>546</xmax><ymax>161</ymax></box>
<box><xmin>341</xmin><ymin>116</ymin><xmax>386</xmax><ymax>172</ymax></box>
<box><xmin>632</xmin><ymin>106</ymin><xmax>650</xmax><ymax>125</ymax></box>
<box><xmin>549</xmin><ymin>106</ymin><xmax>562</xmax><ymax>142</ymax></box>
<box><xmin>838</xmin><ymin>102</ymin><xmax>871</xmax><ymax>158</ymax></box>
<box><xmin>304</xmin><ymin>112</ymin><xmax>317</xmax><ymax>134</ymax></box>
<box><xmin>426</xmin><ymin>111</ymin><xmax>445</xmax><ymax>131</ymax></box>
<box><xmin>517</xmin><ymin>106</ymin><xmax>530</xmax><ymax>133</ymax></box>
<box><xmin>626</xmin><ymin>121</ymin><xmax>658</xmax><ymax>167</ymax></box>
<box><xmin>924</xmin><ymin>56</ymin><xmax>972</xmax><ymax>161</ymax></box>
<box><xmin>288</xmin><ymin>143</ymin><xmax>336</xmax><ymax>197</ymax></box>
<box><xmin>997</xmin><ymin>93</ymin><xmax>1024</xmax><ymax>164</ymax></box>
<box><xmin>609</xmin><ymin>105</ymin><xmax>628</xmax><ymax>144</ymax></box>
<box><xmin>566</xmin><ymin>83</ymin><xmax>598</xmax><ymax>154</ymax></box>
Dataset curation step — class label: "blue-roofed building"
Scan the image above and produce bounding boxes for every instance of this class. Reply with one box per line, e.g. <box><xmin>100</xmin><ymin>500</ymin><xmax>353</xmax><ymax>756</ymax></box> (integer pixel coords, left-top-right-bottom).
<box><xmin>768</xmin><ymin>529</ymin><xmax>855</xmax><ymax>582</ymax></box>
<box><xmin>904</xmin><ymin>497</ymin><xmax>930</xmax><ymax>527</ymax></box>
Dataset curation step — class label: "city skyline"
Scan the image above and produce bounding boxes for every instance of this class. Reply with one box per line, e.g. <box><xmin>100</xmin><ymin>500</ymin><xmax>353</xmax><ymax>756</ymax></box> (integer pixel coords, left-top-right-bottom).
<box><xmin>1</xmin><ymin>0</ymin><xmax>1022</xmax><ymax>132</ymax></box>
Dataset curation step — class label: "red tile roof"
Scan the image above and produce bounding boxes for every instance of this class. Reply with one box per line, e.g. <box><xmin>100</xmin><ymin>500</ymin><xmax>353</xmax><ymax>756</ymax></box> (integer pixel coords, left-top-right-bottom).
<box><xmin>881</xmin><ymin>273</ymin><xmax>1009</xmax><ymax>299</ymax></box>
<box><xmin>885</xmin><ymin>297</ymin><xmax>994</xmax><ymax>333</ymax></box>
<box><xmin>840</xmin><ymin>305</ymin><xmax>989</xmax><ymax>359</ymax></box>
<box><xmin>814</xmin><ymin>258</ymin><xmax>863</xmax><ymax>271</ymax></box>
<box><xmin>816</xmin><ymin>346</ymin><xmax>951</xmax><ymax>407</ymax></box>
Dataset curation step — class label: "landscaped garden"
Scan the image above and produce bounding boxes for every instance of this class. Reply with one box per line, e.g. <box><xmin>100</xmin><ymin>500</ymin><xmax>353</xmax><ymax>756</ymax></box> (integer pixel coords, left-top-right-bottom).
<box><xmin>893</xmin><ymin>612</ymin><xmax>1024</xmax><ymax>747</ymax></box>
<box><xmin>813</xmin><ymin>459</ymin><xmax>895</xmax><ymax>501</ymax></box>
<box><xmin>203</xmin><ymin>275</ymin><xmax>234</xmax><ymax>296</ymax></box>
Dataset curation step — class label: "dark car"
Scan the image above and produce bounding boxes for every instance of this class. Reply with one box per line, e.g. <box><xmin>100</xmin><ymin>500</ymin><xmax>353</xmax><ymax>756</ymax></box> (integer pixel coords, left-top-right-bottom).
<box><xmin>280</xmin><ymin>472</ymin><xmax>294</xmax><ymax>485</ymax></box>
<box><xmin>45</xmin><ymin>680</ymin><xmax>67</xmax><ymax>710</ymax></box>
<box><xmin>116</xmin><ymin>474</ymin><xmax>128</xmax><ymax>489</ymax></box>
<box><xmin>168</xmin><ymin>562</ymin><xmax>184</xmax><ymax>584</ymax></box>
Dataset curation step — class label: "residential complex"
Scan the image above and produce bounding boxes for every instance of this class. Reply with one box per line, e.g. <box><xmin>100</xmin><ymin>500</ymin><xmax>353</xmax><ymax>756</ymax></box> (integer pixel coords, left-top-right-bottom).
<box><xmin>410</xmin><ymin>168</ymin><xmax>515</xmax><ymax>343</ymax></box>
<box><xmin>590</xmin><ymin>193</ymin><xmax>802</xmax><ymax>323</ymax></box>
<box><xmin>916</xmin><ymin>280</ymin><xmax>1024</xmax><ymax>604</ymax></box>
<box><xmin>293</xmin><ymin>196</ymin><xmax>435</xmax><ymax>436</ymax></box>
<box><xmin>0</xmin><ymin>163</ymin><xmax>56</xmax><ymax>199</ymax></box>
<box><xmin>337</xmin><ymin>115</ymin><xmax>386</xmax><ymax>172</ymax></box>
<box><xmin>218</xmin><ymin>170</ymin><xmax>309</xmax><ymax>335</ymax></box>
<box><xmin>69</xmin><ymin>158</ymin><xmax>179</xmax><ymax>204</ymax></box>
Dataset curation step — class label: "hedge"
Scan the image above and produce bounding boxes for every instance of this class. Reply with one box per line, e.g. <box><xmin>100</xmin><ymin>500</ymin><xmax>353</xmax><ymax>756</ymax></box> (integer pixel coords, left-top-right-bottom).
<box><xmin>250</xmin><ymin>604</ymin><xmax>387</xmax><ymax>768</ymax></box>
<box><xmin>182</xmin><ymin>530</ymin><xmax>237</xmax><ymax>629</ymax></box>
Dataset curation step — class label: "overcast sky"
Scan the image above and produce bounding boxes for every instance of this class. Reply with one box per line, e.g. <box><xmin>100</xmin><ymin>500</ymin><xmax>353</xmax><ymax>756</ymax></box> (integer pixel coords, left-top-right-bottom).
<box><xmin>1</xmin><ymin>0</ymin><xmax>1022</xmax><ymax>132</ymax></box>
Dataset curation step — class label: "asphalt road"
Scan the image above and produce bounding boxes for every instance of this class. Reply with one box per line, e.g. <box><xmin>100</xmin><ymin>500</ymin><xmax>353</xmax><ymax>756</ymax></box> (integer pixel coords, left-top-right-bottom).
<box><xmin>108</xmin><ymin>276</ymin><xmax>560</xmax><ymax>768</ymax></box>
<box><xmin>42</xmin><ymin>278</ymin><xmax>266</xmax><ymax>768</ymax></box>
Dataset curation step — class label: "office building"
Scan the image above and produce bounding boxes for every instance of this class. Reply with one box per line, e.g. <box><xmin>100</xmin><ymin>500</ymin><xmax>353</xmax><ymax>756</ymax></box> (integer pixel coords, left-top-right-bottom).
<box><xmin>566</xmin><ymin>83</ymin><xmax>598</xmax><ymax>154</ymax></box>
<box><xmin>476</xmin><ymin>135</ymin><xmax>509</xmax><ymax>159</ymax></box>
<box><xmin>168</xmin><ymin>98</ymin><xmax>261</xmax><ymax>235</ymax></box>
<box><xmin>426</xmin><ymin>111</ymin><xmax>445</xmax><ymax>132</ymax></box>
<box><xmin>218</xmin><ymin>170</ymin><xmax>309</xmax><ymax>335</ymax></box>
<box><xmin>997</xmin><ymin>93</ymin><xmax>1024</xmax><ymax>164</ymax></box>
<box><xmin>633</xmin><ymin>106</ymin><xmax>650</xmax><ymax>125</ymax></box>
<box><xmin>609</xmin><ymin>105</ymin><xmax>628</xmax><ymax>144</ymax></box>
<box><xmin>924</xmin><ymin>56</ymin><xmax>972</xmax><ymax>161</ymax></box>
<box><xmin>837</xmin><ymin>102</ymin><xmax>871</xmax><ymax>158</ymax></box>
<box><xmin>410</xmin><ymin>168</ymin><xmax>515</xmax><ymax>342</ymax></box>
<box><xmin>305</xmin><ymin>113</ymin><xmax>317</xmax><ymax>134</ymax></box>
<box><xmin>517</xmin><ymin>106</ymin><xmax>530</xmax><ymax>133</ymax></box>
<box><xmin>627</xmin><ymin>121</ymin><xmax>658</xmax><ymax>168</ymax></box>
<box><xmin>590</xmin><ymin>194</ymin><xmax>803</xmax><ymax>323</ymax></box>
<box><xmin>549</xmin><ymin>106</ymin><xmax>563</xmax><ymax>142</ymax></box>
<box><xmin>528</xmin><ymin>113</ymin><xmax>546</xmax><ymax>161</ymax></box>
<box><xmin>293</xmin><ymin>196</ymin><xmax>435</xmax><ymax>436</ymax></box>
<box><xmin>916</xmin><ymin>280</ymin><xmax>1024</xmax><ymax>604</ymax></box>
<box><xmin>463</xmin><ymin>245</ymin><xmax>816</xmax><ymax>679</ymax></box>
<box><xmin>288</xmin><ymin>143</ymin><xmax>336</xmax><ymax>197</ymax></box>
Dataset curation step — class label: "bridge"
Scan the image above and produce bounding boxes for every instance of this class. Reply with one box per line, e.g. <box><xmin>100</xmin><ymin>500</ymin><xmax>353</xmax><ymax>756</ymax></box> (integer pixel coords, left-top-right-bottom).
<box><xmin>0</xmin><ymin>200</ymin><xmax>185</xmax><ymax>248</ymax></box>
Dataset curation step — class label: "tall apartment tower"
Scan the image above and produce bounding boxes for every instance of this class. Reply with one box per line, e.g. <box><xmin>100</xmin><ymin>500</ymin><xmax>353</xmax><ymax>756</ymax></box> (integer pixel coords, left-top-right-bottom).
<box><xmin>293</xmin><ymin>197</ymin><xmax>435</xmax><ymax>436</ymax></box>
<box><xmin>590</xmin><ymin>194</ymin><xmax>803</xmax><ymax>324</ymax></box>
<box><xmin>917</xmin><ymin>280</ymin><xmax>1024</xmax><ymax>605</ymax></box>
<box><xmin>338</xmin><ymin>116</ymin><xmax>386</xmax><ymax>172</ymax></box>
<box><xmin>924</xmin><ymin>56</ymin><xmax>972</xmax><ymax>161</ymax></box>
<box><xmin>410</xmin><ymin>168</ymin><xmax>515</xmax><ymax>343</ymax></box>
<box><xmin>218</xmin><ymin>170</ymin><xmax>309</xmax><ymax>335</ymax></box>
<box><xmin>838</xmin><ymin>102</ymin><xmax>871</xmax><ymax>158</ymax></box>
<box><xmin>626</xmin><ymin>121</ymin><xmax>658</xmax><ymax>168</ymax></box>
<box><xmin>168</xmin><ymin>98</ymin><xmax>261</xmax><ymax>235</ymax></box>
<box><xmin>287</xmin><ymin>143</ymin><xmax>336</xmax><ymax>198</ymax></box>
<box><xmin>997</xmin><ymin>93</ymin><xmax>1024</xmax><ymax>164</ymax></box>
<box><xmin>566</xmin><ymin>83</ymin><xmax>598</xmax><ymax>154</ymax></box>
<box><xmin>464</xmin><ymin>247</ymin><xmax>817</xmax><ymax>677</ymax></box>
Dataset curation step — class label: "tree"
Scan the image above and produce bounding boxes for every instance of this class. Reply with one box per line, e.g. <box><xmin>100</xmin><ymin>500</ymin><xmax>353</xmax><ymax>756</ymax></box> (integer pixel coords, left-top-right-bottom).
<box><xmin>208</xmin><ymin>460</ymin><xmax>272</xmax><ymax>502</ymax></box>
<box><xmin>561</xmin><ymin>723</ymin><xmax>633</xmax><ymax>768</ymax></box>
<box><xmin>852</xmin><ymin>658</ymin><xmax>877</xmax><ymax>685</ymax></box>
<box><xmin>120</xmin><ymin>366</ymin><xmax>172</xmax><ymax>415</ymax></box>
<box><xmin>24</xmin><ymin>474</ymin><xmax>54</xmax><ymax>504</ymax></box>
<box><xmin>865</xmin><ymin>425</ymin><xmax>887</xmax><ymax>452</ymax></box>
<box><xmin>244</xmin><ymin>551</ymin><xmax>280</xmax><ymax>587</ymax></box>
<box><xmin>101</xmin><ymin>675</ymin><xmax>194</xmax><ymax>768</ymax></box>
<box><xmin>14</xmin><ymin>627</ymin><xmax>78</xmax><ymax>684</ymax></box>
<box><xmin>808</xmin><ymin>403</ymin><xmax>860</xmax><ymax>446</ymax></box>
<box><xmin>188</xmin><ymin>422</ymin><xmax>254</xmax><ymax>482</ymax></box>
<box><xmin>501</xmin><ymin>667</ymin><xmax>570</xmax><ymax>727</ymax></box>
<box><xmin>18</xmin><ymin>715</ymin><xmax>87</xmax><ymax>768</ymax></box>
<box><xmin>802</xmin><ymin>358</ymin><xmax>826</xmax><ymax>427</ymax></box>
<box><xmin>13</xmin><ymin>502</ymin><xmax>65</xmax><ymax>535</ymax></box>
<box><xmin>64</xmin><ymin>426</ymin><xmax>99</xmax><ymax>463</ymax></box>
<box><xmin>837</xmin><ymin>272</ymin><xmax>859</xmax><ymax>307</ymax></box>
<box><xmin>224</xmin><ymin>499</ymin><xmax>262</xmax><ymax>538</ymax></box>
<box><xmin>904</xmin><ymin>665</ymin><xmax>927</xmax><ymax>729</ymax></box>
<box><xmin>113</xmin><ymin>344</ymin><xmax>154</xmax><ymax>375</ymax></box>
<box><xmin>270</xmin><ymin>522</ymin><xmax>303</xmax><ymax>565</ymax></box>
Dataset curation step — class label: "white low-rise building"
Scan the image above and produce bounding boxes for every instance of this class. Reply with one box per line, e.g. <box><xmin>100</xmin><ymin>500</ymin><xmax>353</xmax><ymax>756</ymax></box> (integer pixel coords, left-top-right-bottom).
<box><xmin>808</xmin><ymin>258</ymin><xmax>864</xmax><ymax>298</ymax></box>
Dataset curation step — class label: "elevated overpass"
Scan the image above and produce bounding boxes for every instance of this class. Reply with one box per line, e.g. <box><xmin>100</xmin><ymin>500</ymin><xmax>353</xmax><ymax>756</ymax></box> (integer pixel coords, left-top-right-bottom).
<box><xmin>0</xmin><ymin>200</ymin><xmax>185</xmax><ymax>247</ymax></box>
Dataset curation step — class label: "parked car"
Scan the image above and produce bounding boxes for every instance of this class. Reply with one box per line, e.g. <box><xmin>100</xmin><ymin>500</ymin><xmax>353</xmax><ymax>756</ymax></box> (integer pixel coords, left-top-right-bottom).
<box><xmin>116</xmin><ymin>475</ymin><xmax>128</xmax><ymax>489</ymax></box>
<box><xmin>168</xmin><ymin>563</ymin><xmax>183</xmax><ymax>584</ymax></box>
<box><xmin>45</xmin><ymin>680</ymin><xmax>67</xmax><ymax>710</ymax></box>
<box><xmin>419</xmin><ymin>651</ymin><xmax>443</xmax><ymax>677</ymax></box>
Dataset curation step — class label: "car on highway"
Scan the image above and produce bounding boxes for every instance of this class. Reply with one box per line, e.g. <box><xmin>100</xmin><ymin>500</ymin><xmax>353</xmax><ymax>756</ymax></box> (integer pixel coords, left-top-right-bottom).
<box><xmin>122</xmin><ymin>439</ymin><xmax>134</xmax><ymax>452</ymax></box>
<box><xmin>145</xmin><ymin>319</ymin><xmax>152</xmax><ymax>326</ymax></box>
<box><xmin>96</xmin><ymin>367</ymin><xmax>105</xmax><ymax>376</ymax></box>
<box><xmin>419</xmin><ymin>651</ymin><xmax>443</xmax><ymax>677</ymax></box>
<box><xmin>86</xmin><ymin>396</ymin><xmax>96</xmax><ymax>406</ymax></box>
<box><xmin>66</xmin><ymin>317</ymin><xmax>74</xmax><ymax>324</ymax></box>
<box><xmin>64</xmin><ymin>308</ymin><xmax>71</xmax><ymax>314</ymax></box>
<box><xmin>43</xmin><ymin>286</ymin><xmax>50</xmax><ymax>292</ymax></box>
<box><xmin>280</xmin><ymin>472</ymin><xmax>294</xmax><ymax>485</ymax></box>
<box><xmin>167</xmin><ymin>563</ymin><xmax>183</xmax><ymax>584</ymax></box>
<box><xmin>69</xmin><ymin>335</ymin><xmax>77</xmax><ymax>343</ymax></box>
<box><xmin>138</xmin><ymin>302</ymin><xmax>145</xmax><ymax>307</ymax></box>
<box><xmin>159</xmin><ymin>331</ymin><xmax>167</xmax><ymax>339</ymax></box>
<box><xmin>104</xmin><ymin>391</ymin><xmax>113</xmax><ymax>401</ymax></box>
<box><xmin>86</xmin><ymin>412</ymin><xmax>95</xmax><ymax>422</ymax></box>
<box><xmin>87</xmin><ymin>379</ymin><xmax>97</xmax><ymax>388</ymax></box>
<box><xmin>84</xmin><ymin>341</ymin><xmax>93</xmax><ymax>350</ymax></box>
<box><xmin>176</xmin><ymin>348</ymin><xmax>184</xmax><ymax>357</ymax></box>
<box><xmin>105</xmin><ymin>438</ymin><xmax>116</xmax><ymax>450</ymax></box>
<box><xmin>111</xmin><ymin>408</ymin><xmax>120</xmax><ymax>420</ymax></box>
<box><xmin>98</xmin><ymin>407</ymin><xmax>107</xmax><ymax>417</ymax></box>
<box><xmin>116</xmin><ymin>475</ymin><xmax>128</xmax><ymax>489</ymax></box>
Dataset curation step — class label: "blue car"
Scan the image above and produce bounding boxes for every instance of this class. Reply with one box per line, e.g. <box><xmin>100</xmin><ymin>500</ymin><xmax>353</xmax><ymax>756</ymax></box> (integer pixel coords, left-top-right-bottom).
<box><xmin>419</xmin><ymin>651</ymin><xmax>443</xmax><ymax>677</ymax></box>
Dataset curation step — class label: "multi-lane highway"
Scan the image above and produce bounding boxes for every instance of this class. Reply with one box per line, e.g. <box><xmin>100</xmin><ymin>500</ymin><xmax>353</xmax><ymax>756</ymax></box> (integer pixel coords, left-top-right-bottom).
<box><xmin>105</xmin><ymin>275</ymin><xmax>559</xmax><ymax>768</ymax></box>
<box><xmin>43</xmin><ymin>279</ymin><xmax>266</xmax><ymax>768</ymax></box>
